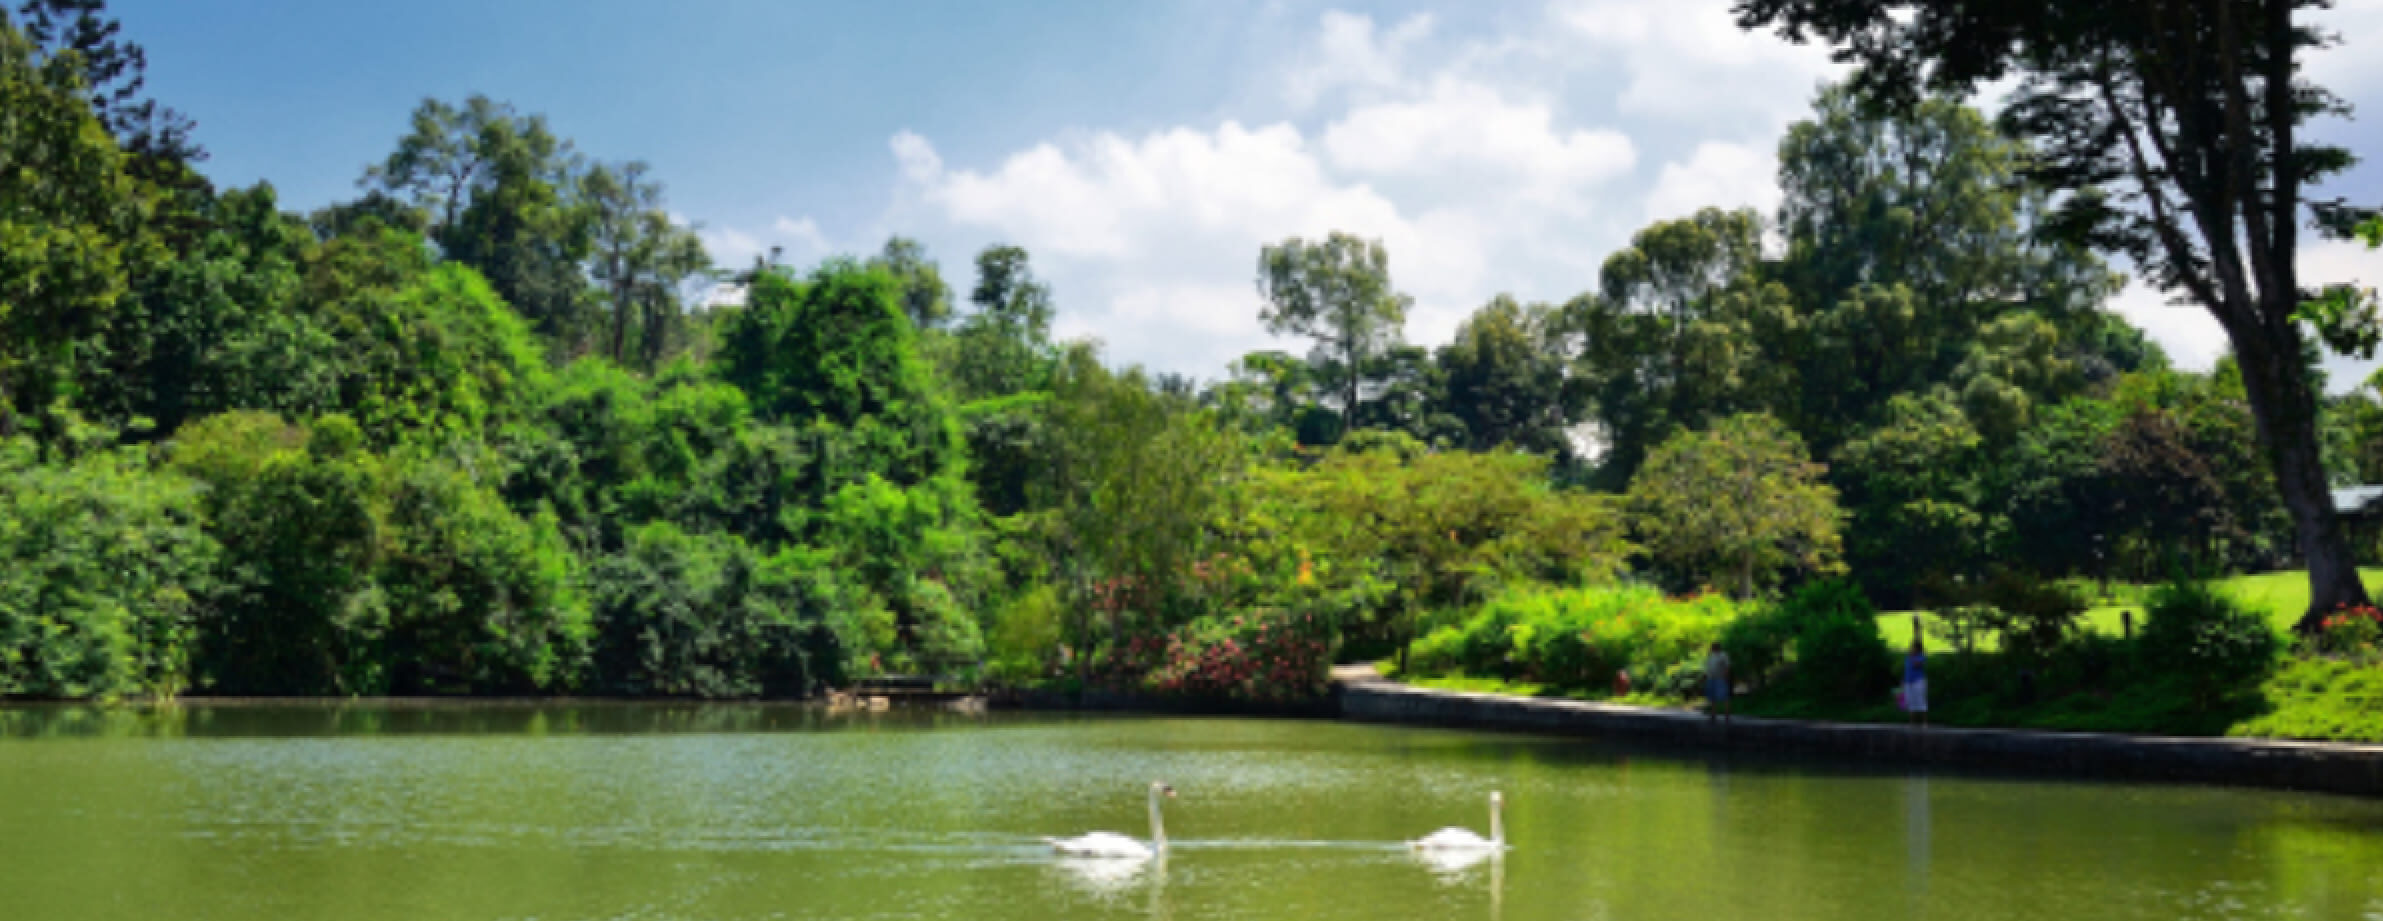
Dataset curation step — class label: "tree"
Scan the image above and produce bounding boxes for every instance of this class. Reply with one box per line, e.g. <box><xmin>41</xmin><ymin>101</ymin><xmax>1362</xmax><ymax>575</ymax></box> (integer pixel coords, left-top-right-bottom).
<box><xmin>1439</xmin><ymin>295</ymin><xmax>1577</xmax><ymax>456</ymax></box>
<box><xmin>1572</xmin><ymin>207</ymin><xmax>1792</xmax><ymax>482</ymax></box>
<box><xmin>1734</xmin><ymin>0</ymin><xmax>2374</xmax><ymax>626</ymax></box>
<box><xmin>0</xmin><ymin>15</ymin><xmax>162</xmax><ymax>438</ymax></box>
<box><xmin>1773</xmin><ymin>86</ymin><xmax>2122</xmax><ymax>450</ymax></box>
<box><xmin>1256</xmin><ymin>232</ymin><xmax>1412</xmax><ymax>434</ymax></box>
<box><xmin>946</xmin><ymin>244</ymin><xmax>1057</xmax><ymax>401</ymax></box>
<box><xmin>1627</xmin><ymin>412</ymin><xmax>1846</xmax><ymax>597</ymax></box>
<box><xmin>582</xmin><ymin>161</ymin><xmax>706</xmax><ymax>366</ymax></box>
<box><xmin>12</xmin><ymin>0</ymin><xmax>205</xmax><ymax>187</ymax></box>
<box><xmin>361</xmin><ymin>95</ymin><xmax>593</xmax><ymax>347</ymax></box>
<box><xmin>870</xmin><ymin>237</ymin><xmax>952</xmax><ymax>331</ymax></box>
<box><xmin>1036</xmin><ymin>353</ymin><xmax>1244</xmax><ymax>676</ymax></box>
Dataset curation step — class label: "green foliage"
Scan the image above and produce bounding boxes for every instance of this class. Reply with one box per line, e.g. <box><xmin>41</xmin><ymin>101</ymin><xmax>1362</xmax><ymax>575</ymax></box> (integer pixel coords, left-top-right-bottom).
<box><xmin>0</xmin><ymin>17</ymin><xmax>165</xmax><ymax>437</ymax></box>
<box><xmin>587</xmin><ymin>523</ymin><xmax>844</xmax><ymax>697</ymax></box>
<box><xmin>2231</xmin><ymin>659</ymin><xmax>2383</xmax><ymax>743</ymax></box>
<box><xmin>1137</xmin><ymin>607</ymin><xmax>1336</xmax><ymax>702</ymax></box>
<box><xmin>985</xmin><ymin>582</ymin><xmax>1065</xmax><ymax>683</ymax></box>
<box><xmin>1409</xmin><ymin>584</ymin><xmax>1744</xmax><ymax>693</ymax></box>
<box><xmin>1750</xmin><ymin>578</ymin><xmax>1892</xmax><ymax>704</ymax></box>
<box><xmin>0</xmin><ymin>438</ymin><xmax>215</xmax><ymax>698</ymax></box>
<box><xmin>1257</xmin><ymin>231</ymin><xmax>1412</xmax><ymax>431</ymax></box>
<box><xmin>1439</xmin><ymin>295</ymin><xmax>1575</xmax><ymax>456</ymax></box>
<box><xmin>370</xmin><ymin>452</ymin><xmax>589</xmax><ymax>693</ymax></box>
<box><xmin>2140</xmin><ymin>580</ymin><xmax>2282</xmax><ymax>704</ymax></box>
<box><xmin>1266</xmin><ymin>442</ymin><xmax>1631</xmax><ymax>658</ymax></box>
<box><xmin>1627</xmin><ymin>412</ymin><xmax>1844</xmax><ymax>597</ymax></box>
<box><xmin>303</xmin><ymin>228</ymin><xmax>552</xmax><ymax>445</ymax></box>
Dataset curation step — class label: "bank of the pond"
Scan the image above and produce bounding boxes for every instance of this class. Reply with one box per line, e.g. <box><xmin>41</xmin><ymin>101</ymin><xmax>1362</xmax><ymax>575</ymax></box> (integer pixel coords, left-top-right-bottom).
<box><xmin>1330</xmin><ymin>667</ymin><xmax>2383</xmax><ymax>797</ymax></box>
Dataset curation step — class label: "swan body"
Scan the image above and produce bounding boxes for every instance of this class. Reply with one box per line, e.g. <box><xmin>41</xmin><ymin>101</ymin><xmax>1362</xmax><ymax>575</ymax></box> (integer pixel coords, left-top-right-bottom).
<box><xmin>1047</xmin><ymin>782</ymin><xmax>1174</xmax><ymax>858</ymax></box>
<box><xmin>1410</xmin><ymin>791</ymin><xmax>1505</xmax><ymax>851</ymax></box>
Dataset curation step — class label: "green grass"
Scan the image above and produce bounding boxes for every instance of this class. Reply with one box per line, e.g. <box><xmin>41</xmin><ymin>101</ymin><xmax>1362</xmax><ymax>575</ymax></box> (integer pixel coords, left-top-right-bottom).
<box><xmin>1392</xmin><ymin>670</ymin><xmax>1689</xmax><ymax>708</ymax></box>
<box><xmin>1877</xmin><ymin>568</ymin><xmax>2383</xmax><ymax>650</ymax></box>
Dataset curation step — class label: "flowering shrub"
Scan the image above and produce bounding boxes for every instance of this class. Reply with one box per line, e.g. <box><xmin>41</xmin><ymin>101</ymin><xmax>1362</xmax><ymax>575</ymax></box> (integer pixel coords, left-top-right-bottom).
<box><xmin>2314</xmin><ymin>604</ymin><xmax>2382</xmax><ymax>663</ymax></box>
<box><xmin>1139</xmin><ymin>608</ymin><xmax>1336</xmax><ymax>701</ymax></box>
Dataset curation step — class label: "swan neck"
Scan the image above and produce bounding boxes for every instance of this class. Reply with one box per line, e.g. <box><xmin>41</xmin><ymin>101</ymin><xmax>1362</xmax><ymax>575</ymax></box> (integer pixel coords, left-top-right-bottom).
<box><xmin>1490</xmin><ymin>797</ymin><xmax>1504</xmax><ymax>847</ymax></box>
<box><xmin>1149</xmin><ymin>787</ymin><xmax>1168</xmax><ymax>851</ymax></box>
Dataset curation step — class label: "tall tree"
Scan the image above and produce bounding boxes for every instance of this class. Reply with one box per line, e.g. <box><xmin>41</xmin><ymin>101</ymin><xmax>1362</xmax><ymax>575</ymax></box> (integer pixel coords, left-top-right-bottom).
<box><xmin>869</xmin><ymin>237</ymin><xmax>953</xmax><ymax>332</ymax></box>
<box><xmin>1774</xmin><ymin>86</ymin><xmax>2122</xmax><ymax>449</ymax></box>
<box><xmin>0</xmin><ymin>15</ymin><xmax>162</xmax><ymax>438</ymax></box>
<box><xmin>361</xmin><ymin>95</ymin><xmax>592</xmax><ymax>346</ymax></box>
<box><xmin>946</xmin><ymin>244</ymin><xmax>1057</xmax><ymax>401</ymax></box>
<box><xmin>12</xmin><ymin>1</ymin><xmax>203</xmax><ymax>177</ymax></box>
<box><xmin>582</xmin><ymin>161</ymin><xmax>706</xmax><ymax>366</ymax></box>
<box><xmin>1439</xmin><ymin>294</ymin><xmax>1576</xmax><ymax>456</ymax></box>
<box><xmin>1734</xmin><ymin>0</ymin><xmax>2374</xmax><ymax>626</ymax></box>
<box><xmin>1572</xmin><ymin>207</ymin><xmax>1792</xmax><ymax>482</ymax></box>
<box><xmin>1256</xmin><ymin>232</ymin><xmax>1412</xmax><ymax>436</ymax></box>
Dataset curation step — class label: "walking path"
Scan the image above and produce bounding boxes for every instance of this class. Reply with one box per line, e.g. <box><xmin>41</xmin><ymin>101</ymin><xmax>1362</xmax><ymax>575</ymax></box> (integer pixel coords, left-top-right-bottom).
<box><xmin>1330</xmin><ymin>666</ymin><xmax>2383</xmax><ymax>797</ymax></box>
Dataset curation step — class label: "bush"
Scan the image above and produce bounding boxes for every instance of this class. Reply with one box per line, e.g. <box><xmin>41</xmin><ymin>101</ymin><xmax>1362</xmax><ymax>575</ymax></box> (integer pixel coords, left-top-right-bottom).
<box><xmin>1775</xmin><ymin>579</ymin><xmax>1893</xmax><ymax>704</ymax></box>
<box><xmin>1408</xmin><ymin>584</ymin><xmax>1743</xmax><ymax>693</ymax></box>
<box><xmin>1140</xmin><ymin>607</ymin><xmax>1335</xmax><ymax>701</ymax></box>
<box><xmin>986</xmin><ymin>583</ymin><xmax>1065</xmax><ymax>683</ymax></box>
<box><xmin>1971</xmin><ymin>570</ymin><xmax>2087</xmax><ymax>659</ymax></box>
<box><xmin>2139</xmin><ymin>579</ymin><xmax>2279</xmax><ymax>703</ymax></box>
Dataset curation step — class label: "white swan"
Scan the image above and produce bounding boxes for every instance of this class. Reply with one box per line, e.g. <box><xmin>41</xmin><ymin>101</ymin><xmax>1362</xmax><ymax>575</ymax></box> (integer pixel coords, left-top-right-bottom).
<box><xmin>1410</xmin><ymin>790</ymin><xmax>1505</xmax><ymax>851</ymax></box>
<box><xmin>1046</xmin><ymin>782</ymin><xmax>1175</xmax><ymax>859</ymax></box>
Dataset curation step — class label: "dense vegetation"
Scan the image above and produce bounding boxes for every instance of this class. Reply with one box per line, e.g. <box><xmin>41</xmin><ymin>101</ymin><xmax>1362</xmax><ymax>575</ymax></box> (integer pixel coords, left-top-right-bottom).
<box><xmin>0</xmin><ymin>3</ymin><xmax>2377</xmax><ymax>738</ymax></box>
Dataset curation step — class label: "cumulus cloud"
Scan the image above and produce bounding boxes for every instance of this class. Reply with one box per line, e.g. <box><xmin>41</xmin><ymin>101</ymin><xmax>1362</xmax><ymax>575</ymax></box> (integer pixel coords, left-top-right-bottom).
<box><xmin>1552</xmin><ymin>0</ymin><xmax>1842</xmax><ymax>130</ymax></box>
<box><xmin>841</xmin><ymin>1</ymin><xmax>2380</xmax><ymax>379</ymax></box>
<box><xmin>1641</xmin><ymin>141</ymin><xmax>1781</xmax><ymax>223</ymax></box>
<box><xmin>1284</xmin><ymin>11</ymin><xmax>1436</xmax><ymax>108</ymax></box>
<box><xmin>1322</xmin><ymin>78</ymin><xmax>1636</xmax><ymax>203</ymax></box>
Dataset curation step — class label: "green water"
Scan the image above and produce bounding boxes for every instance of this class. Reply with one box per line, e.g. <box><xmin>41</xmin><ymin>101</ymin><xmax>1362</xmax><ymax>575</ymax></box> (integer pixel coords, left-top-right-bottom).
<box><xmin>2</xmin><ymin>706</ymin><xmax>2379</xmax><ymax>921</ymax></box>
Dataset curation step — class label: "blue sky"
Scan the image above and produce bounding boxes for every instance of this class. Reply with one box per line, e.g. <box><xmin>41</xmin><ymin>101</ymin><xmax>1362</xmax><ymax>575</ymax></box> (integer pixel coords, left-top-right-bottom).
<box><xmin>119</xmin><ymin>0</ymin><xmax>2383</xmax><ymax>383</ymax></box>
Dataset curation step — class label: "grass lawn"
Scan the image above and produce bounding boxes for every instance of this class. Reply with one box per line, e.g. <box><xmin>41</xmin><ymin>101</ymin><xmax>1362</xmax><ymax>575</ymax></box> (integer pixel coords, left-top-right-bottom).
<box><xmin>1876</xmin><ymin>568</ymin><xmax>2383</xmax><ymax>649</ymax></box>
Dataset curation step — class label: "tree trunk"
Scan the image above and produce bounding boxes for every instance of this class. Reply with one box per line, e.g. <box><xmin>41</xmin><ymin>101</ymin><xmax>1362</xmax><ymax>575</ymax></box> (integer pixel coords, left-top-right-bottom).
<box><xmin>2230</xmin><ymin>315</ymin><xmax>2371</xmax><ymax>631</ymax></box>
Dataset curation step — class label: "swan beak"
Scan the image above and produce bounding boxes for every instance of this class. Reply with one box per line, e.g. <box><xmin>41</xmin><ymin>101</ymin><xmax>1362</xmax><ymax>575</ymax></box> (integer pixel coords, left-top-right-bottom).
<box><xmin>1164</xmin><ymin>786</ymin><xmax>1177</xmax><ymax>798</ymax></box>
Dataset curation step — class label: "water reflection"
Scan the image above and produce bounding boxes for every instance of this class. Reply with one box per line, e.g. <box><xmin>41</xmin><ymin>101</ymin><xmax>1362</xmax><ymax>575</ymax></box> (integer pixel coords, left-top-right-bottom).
<box><xmin>1050</xmin><ymin>853</ymin><xmax>1159</xmax><ymax>898</ymax></box>
<box><xmin>4</xmin><ymin>706</ymin><xmax>2380</xmax><ymax>921</ymax></box>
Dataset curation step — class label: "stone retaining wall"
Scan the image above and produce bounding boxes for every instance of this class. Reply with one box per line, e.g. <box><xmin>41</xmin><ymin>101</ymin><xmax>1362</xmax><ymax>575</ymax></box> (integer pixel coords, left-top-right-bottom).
<box><xmin>1339</xmin><ymin>679</ymin><xmax>2383</xmax><ymax>797</ymax></box>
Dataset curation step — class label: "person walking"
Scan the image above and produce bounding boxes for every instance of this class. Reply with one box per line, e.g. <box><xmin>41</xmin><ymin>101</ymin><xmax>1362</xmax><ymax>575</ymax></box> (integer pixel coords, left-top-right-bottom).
<box><xmin>1703</xmin><ymin>642</ymin><xmax>1731</xmax><ymax>723</ymax></box>
<box><xmin>1903</xmin><ymin>633</ymin><xmax>1928</xmax><ymax>729</ymax></box>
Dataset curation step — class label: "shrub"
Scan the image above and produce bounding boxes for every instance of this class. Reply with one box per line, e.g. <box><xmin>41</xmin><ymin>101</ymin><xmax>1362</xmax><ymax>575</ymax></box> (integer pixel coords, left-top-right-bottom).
<box><xmin>2311</xmin><ymin>604</ymin><xmax>2382</xmax><ymax>665</ymax></box>
<box><xmin>1140</xmin><ymin>607</ymin><xmax>1335</xmax><ymax>701</ymax></box>
<box><xmin>1776</xmin><ymin>579</ymin><xmax>1893</xmax><ymax>704</ymax></box>
<box><xmin>2139</xmin><ymin>579</ymin><xmax>2279</xmax><ymax>703</ymax></box>
<box><xmin>1971</xmin><ymin>570</ymin><xmax>2087</xmax><ymax>659</ymax></box>
<box><xmin>986</xmin><ymin>583</ymin><xmax>1065</xmax><ymax>682</ymax></box>
<box><xmin>1408</xmin><ymin>584</ymin><xmax>1743</xmax><ymax>693</ymax></box>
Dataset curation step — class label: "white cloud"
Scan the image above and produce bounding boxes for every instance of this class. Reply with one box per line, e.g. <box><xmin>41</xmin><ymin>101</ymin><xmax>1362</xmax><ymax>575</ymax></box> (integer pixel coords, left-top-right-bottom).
<box><xmin>1642</xmin><ymin>140</ymin><xmax>1779</xmax><ymax>223</ymax></box>
<box><xmin>772</xmin><ymin>216</ymin><xmax>833</xmax><ymax>256</ymax></box>
<box><xmin>834</xmin><ymin>0</ymin><xmax>2378</xmax><ymax>380</ymax></box>
<box><xmin>892</xmin><ymin>122</ymin><xmax>1500</xmax><ymax>373</ymax></box>
<box><xmin>1284</xmin><ymin>11</ymin><xmax>1435</xmax><ymax>108</ymax></box>
<box><xmin>1553</xmin><ymin>0</ymin><xmax>1842</xmax><ymax>130</ymax></box>
<box><xmin>1322</xmin><ymin>78</ymin><xmax>1636</xmax><ymax>203</ymax></box>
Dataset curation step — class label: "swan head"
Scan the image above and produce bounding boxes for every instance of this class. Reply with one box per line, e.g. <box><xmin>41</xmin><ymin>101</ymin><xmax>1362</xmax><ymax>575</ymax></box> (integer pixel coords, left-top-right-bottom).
<box><xmin>1152</xmin><ymin>782</ymin><xmax>1176</xmax><ymax>798</ymax></box>
<box><xmin>1491</xmin><ymin>791</ymin><xmax>1503</xmax><ymax>805</ymax></box>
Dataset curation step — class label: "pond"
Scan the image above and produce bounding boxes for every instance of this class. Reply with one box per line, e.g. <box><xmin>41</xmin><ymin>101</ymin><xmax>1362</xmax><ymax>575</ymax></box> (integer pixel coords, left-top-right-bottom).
<box><xmin>2</xmin><ymin>705</ymin><xmax>2379</xmax><ymax>921</ymax></box>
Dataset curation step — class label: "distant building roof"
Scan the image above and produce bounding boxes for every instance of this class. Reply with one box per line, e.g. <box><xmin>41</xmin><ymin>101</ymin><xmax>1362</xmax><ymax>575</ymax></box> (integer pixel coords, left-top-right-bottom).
<box><xmin>2334</xmin><ymin>486</ymin><xmax>2383</xmax><ymax>518</ymax></box>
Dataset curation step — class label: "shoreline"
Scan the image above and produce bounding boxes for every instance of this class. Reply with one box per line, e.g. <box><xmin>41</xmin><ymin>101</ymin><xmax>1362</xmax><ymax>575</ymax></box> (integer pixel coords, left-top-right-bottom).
<box><xmin>10</xmin><ymin>678</ymin><xmax>2381</xmax><ymax>797</ymax></box>
<box><xmin>1332</xmin><ymin>667</ymin><xmax>2383</xmax><ymax>798</ymax></box>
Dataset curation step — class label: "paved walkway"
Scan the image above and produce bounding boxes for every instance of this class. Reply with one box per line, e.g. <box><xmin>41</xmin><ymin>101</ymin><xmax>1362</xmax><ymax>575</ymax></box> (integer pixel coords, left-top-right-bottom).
<box><xmin>1333</xmin><ymin>667</ymin><xmax>2383</xmax><ymax>797</ymax></box>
